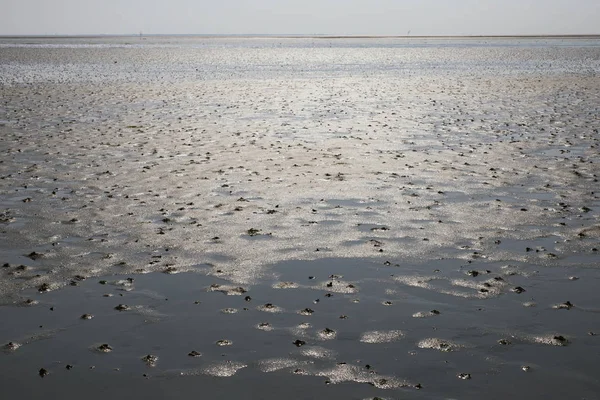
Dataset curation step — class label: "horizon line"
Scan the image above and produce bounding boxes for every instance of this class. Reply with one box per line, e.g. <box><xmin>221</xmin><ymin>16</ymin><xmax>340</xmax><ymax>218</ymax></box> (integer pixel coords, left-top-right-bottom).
<box><xmin>1</xmin><ymin>33</ymin><xmax>600</xmax><ymax>40</ymax></box>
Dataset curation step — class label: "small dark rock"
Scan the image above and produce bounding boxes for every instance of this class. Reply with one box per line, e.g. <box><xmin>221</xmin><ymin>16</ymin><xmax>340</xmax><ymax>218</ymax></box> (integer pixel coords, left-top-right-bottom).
<box><xmin>556</xmin><ymin>301</ymin><xmax>574</xmax><ymax>310</ymax></box>
<box><xmin>38</xmin><ymin>283</ymin><xmax>51</xmax><ymax>293</ymax></box>
<box><xmin>293</xmin><ymin>339</ymin><xmax>306</xmax><ymax>347</ymax></box>
<box><xmin>97</xmin><ymin>343</ymin><xmax>113</xmax><ymax>352</ymax></box>
<box><xmin>142</xmin><ymin>354</ymin><xmax>158</xmax><ymax>366</ymax></box>
<box><xmin>552</xmin><ymin>335</ymin><xmax>569</xmax><ymax>345</ymax></box>
<box><xmin>39</xmin><ymin>368</ymin><xmax>48</xmax><ymax>377</ymax></box>
<box><xmin>321</xmin><ymin>328</ymin><xmax>335</xmax><ymax>336</ymax></box>
<box><xmin>3</xmin><ymin>341</ymin><xmax>20</xmax><ymax>351</ymax></box>
<box><xmin>26</xmin><ymin>252</ymin><xmax>43</xmax><ymax>260</ymax></box>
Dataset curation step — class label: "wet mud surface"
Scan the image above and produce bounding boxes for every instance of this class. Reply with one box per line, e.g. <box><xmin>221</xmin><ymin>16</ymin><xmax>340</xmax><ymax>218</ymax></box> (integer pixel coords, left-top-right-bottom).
<box><xmin>1</xmin><ymin>36</ymin><xmax>600</xmax><ymax>399</ymax></box>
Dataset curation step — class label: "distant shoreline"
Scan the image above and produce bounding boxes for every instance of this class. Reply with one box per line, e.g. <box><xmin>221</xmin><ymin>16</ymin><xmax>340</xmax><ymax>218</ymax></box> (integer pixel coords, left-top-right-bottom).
<box><xmin>1</xmin><ymin>34</ymin><xmax>600</xmax><ymax>40</ymax></box>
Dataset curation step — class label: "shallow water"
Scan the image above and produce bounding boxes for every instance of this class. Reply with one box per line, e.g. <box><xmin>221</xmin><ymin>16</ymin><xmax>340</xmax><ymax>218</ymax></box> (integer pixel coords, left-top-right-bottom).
<box><xmin>1</xmin><ymin>36</ymin><xmax>599</xmax><ymax>399</ymax></box>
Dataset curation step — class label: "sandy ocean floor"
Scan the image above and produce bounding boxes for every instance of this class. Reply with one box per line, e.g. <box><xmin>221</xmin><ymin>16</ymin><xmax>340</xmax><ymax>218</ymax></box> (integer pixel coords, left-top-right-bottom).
<box><xmin>1</xmin><ymin>36</ymin><xmax>599</xmax><ymax>399</ymax></box>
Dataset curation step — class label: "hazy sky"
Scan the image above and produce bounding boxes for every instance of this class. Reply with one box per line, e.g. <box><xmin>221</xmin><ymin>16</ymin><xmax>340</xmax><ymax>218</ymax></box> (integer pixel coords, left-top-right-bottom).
<box><xmin>1</xmin><ymin>0</ymin><xmax>598</xmax><ymax>36</ymax></box>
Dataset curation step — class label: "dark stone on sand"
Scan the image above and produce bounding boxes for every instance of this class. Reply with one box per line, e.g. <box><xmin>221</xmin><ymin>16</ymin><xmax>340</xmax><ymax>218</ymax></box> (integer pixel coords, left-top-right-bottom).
<box><xmin>552</xmin><ymin>335</ymin><xmax>569</xmax><ymax>345</ymax></box>
<box><xmin>39</xmin><ymin>368</ymin><xmax>48</xmax><ymax>377</ymax></box>
<box><xmin>66</xmin><ymin>365</ymin><xmax>73</xmax><ymax>370</ymax></box>
<box><xmin>498</xmin><ymin>339</ymin><xmax>512</xmax><ymax>345</ymax></box>
<box><xmin>431</xmin><ymin>309</ymin><xmax>441</xmax><ymax>315</ymax></box>
<box><xmin>245</xmin><ymin>296</ymin><xmax>251</xmax><ymax>302</ymax></box>
<box><xmin>467</xmin><ymin>270</ymin><xmax>479</xmax><ymax>277</ymax></box>
<box><xmin>37</xmin><ymin>283</ymin><xmax>51</xmax><ymax>293</ymax></box>
<box><xmin>370</xmin><ymin>378</ymin><xmax>389</xmax><ymax>387</ymax></box>
<box><xmin>512</xmin><ymin>286</ymin><xmax>526</xmax><ymax>294</ymax></box>
<box><xmin>188</xmin><ymin>350</ymin><xmax>202</xmax><ymax>357</ymax></box>
<box><xmin>321</xmin><ymin>328</ymin><xmax>335</xmax><ymax>335</ymax></box>
<box><xmin>26</xmin><ymin>252</ymin><xmax>43</xmax><ymax>260</ymax></box>
<box><xmin>115</xmin><ymin>304</ymin><xmax>130</xmax><ymax>311</ymax></box>
<box><xmin>556</xmin><ymin>301</ymin><xmax>574</xmax><ymax>310</ymax></box>
<box><xmin>81</xmin><ymin>314</ymin><xmax>93</xmax><ymax>320</ymax></box>
<box><xmin>3</xmin><ymin>342</ymin><xmax>20</xmax><ymax>351</ymax></box>
<box><xmin>293</xmin><ymin>339</ymin><xmax>306</xmax><ymax>347</ymax></box>
<box><xmin>247</xmin><ymin>228</ymin><xmax>261</xmax><ymax>236</ymax></box>
<box><xmin>142</xmin><ymin>354</ymin><xmax>158</xmax><ymax>366</ymax></box>
<box><xmin>97</xmin><ymin>343</ymin><xmax>113</xmax><ymax>352</ymax></box>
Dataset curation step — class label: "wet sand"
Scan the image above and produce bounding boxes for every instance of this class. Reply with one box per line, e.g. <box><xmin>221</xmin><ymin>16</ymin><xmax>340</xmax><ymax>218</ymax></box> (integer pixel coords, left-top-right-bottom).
<box><xmin>1</xmin><ymin>36</ymin><xmax>599</xmax><ymax>399</ymax></box>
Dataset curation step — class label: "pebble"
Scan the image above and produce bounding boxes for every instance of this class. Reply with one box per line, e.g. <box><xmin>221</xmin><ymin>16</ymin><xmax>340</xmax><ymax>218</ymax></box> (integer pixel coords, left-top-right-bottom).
<box><xmin>97</xmin><ymin>343</ymin><xmax>113</xmax><ymax>352</ymax></box>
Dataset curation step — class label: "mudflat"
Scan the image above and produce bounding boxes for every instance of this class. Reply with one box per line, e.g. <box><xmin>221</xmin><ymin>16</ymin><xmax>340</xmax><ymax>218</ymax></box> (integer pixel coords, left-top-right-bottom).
<box><xmin>1</xmin><ymin>36</ymin><xmax>599</xmax><ymax>399</ymax></box>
